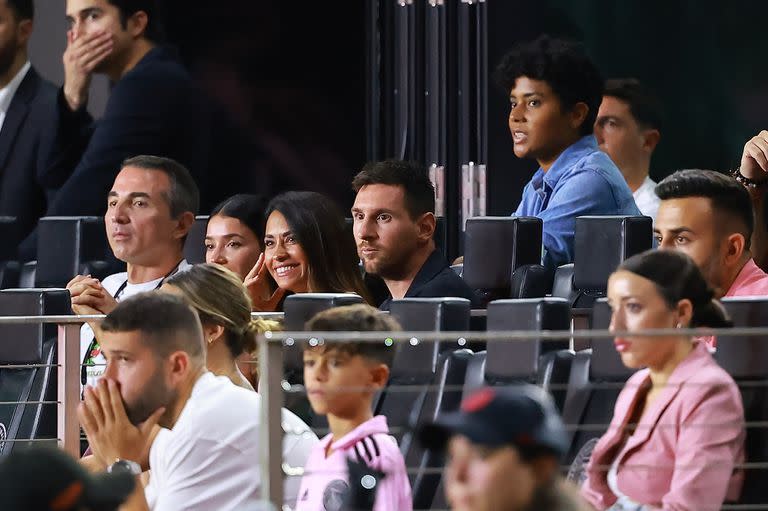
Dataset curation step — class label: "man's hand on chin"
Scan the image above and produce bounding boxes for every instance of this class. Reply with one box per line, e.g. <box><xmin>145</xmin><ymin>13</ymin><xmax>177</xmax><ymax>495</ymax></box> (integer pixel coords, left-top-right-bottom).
<box><xmin>78</xmin><ymin>378</ymin><xmax>164</xmax><ymax>471</ymax></box>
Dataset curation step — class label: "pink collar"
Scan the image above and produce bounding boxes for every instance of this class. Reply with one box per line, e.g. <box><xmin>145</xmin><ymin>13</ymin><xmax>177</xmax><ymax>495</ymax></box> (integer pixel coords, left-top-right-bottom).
<box><xmin>321</xmin><ymin>415</ymin><xmax>390</xmax><ymax>452</ymax></box>
<box><xmin>725</xmin><ymin>258</ymin><xmax>768</xmax><ymax>297</ymax></box>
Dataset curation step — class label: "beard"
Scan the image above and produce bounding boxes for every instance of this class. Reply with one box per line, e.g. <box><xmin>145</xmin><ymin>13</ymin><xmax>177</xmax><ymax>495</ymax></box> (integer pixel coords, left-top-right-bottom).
<box><xmin>124</xmin><ymin>368</ymin><xmax>177</xmax><ymax>426</ymax></box>
<box><xmin>0</xmin><ymin>34</ymin><xmax>20</xmax><ymax>78</ymax></box>
<box><xmin>360</xmin><ymin>246</ymin><xmax>415</xmax><ymax>280</ymax></box>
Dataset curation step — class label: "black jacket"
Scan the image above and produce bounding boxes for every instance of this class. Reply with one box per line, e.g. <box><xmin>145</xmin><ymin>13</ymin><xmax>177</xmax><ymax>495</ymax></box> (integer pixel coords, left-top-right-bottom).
<box><xmin>0</xmin><ymin>66</ymin><xmax>57</xmax><ymax>253</ymax></box>
<box><xmin>20</xmin><ymin>46</ymin><xmax>258</xmax><ymax>259</ymax></box>
<box><xmin>379</xmin><ymin>249</ymin><xmax>478</xmax><ymax>310</ymax></box>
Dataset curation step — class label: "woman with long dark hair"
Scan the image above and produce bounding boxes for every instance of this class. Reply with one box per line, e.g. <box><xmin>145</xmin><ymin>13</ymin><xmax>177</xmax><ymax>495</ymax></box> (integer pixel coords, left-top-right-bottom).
<box><xmin>205</xmin><ymin>194</ymin><xmax>267</xmax><ymax>279</ymax></box>
<box><xmin>246</xmin><ymin>191</ymin><xmax>371</xmax><ymax>310</ymax></box>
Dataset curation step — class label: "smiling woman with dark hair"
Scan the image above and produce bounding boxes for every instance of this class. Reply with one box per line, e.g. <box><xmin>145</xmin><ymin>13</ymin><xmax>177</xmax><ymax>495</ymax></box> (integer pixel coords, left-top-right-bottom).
<box><xmin>245</xmin><ymin>191</ymin><xmax>371</xmax><ymax>311</ymax></box>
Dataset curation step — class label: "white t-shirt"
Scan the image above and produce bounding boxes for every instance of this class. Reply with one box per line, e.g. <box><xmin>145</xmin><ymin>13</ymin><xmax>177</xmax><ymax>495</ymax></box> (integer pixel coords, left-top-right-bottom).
<box><xmin>633</xmin><ymin>176</ymin><xmax>660</xmax><ymax>222</ymax></box>
<box><xmin>80</xmin><ymin>261</ymin><xmax>191</xmax><ymax>388</ymax></box>
<box><xmin>282</xmin><ymin>407</ymin><xmax>320</xmax><ymax>507</ymax></box>
<box><xmin>145</xmin><ymin>372</ymin><xmax>262</xmax><ymax>510</ymax></box>
<box><xmin>144</xmin><ymin>372</ymin><xmax>319</xmax><ymax>511</ymax></box>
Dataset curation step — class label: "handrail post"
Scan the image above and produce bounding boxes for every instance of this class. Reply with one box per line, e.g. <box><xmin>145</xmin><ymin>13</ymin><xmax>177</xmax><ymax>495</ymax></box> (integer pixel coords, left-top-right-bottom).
<box><xmin>258</xmin><ymin>334</ymin><xmax>284</xmax><ymax>508</ymax></box>
<box><xmin>57</xmin><ymin>323</ymin><xmax>82</xmax><ymax>457</ymax></box>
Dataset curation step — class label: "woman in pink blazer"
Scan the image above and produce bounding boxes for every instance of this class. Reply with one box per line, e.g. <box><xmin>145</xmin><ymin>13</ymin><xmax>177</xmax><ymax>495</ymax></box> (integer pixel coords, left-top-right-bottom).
<box><xmin>581</xmin><ymin>250</ymin><xmax>745</xmax><ymax>511</ymax></box>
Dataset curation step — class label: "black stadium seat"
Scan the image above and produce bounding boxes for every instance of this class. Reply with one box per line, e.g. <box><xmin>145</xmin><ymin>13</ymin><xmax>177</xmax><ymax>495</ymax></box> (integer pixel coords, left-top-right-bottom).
<box><xmin>283</xmin><ymin>293</ymin><xmax>366</xmax><ymax>331</ymax></box>
<box><xmin>0</xmin><ymin>216</ymin><xmax>19</xmax><ymax>261</ymax></box>
<box><xmin>0</xmin><ymin>289</ymin><xmax>71</xmax><ymax>455</ymax></box>
<box><xmin>462</xmin><ymin>217</ymin><xmax>545</xmax><ymax>305</ymax></box>
<box><xmin>717</xmin><ymin>297</ymin><xmax>768</xmax><ymax>505</ymax></box>
<box><xmin>553</xmin><ymin>216</ymin><xmax>652</xmax><ymax>309</ymax></box>
<box><xmin>382</xmin><ymin>298</ymin><xmax>471</xmax><ymax>444</ymax></box>
<box><xmin>283</xmin><ymin>292</ymin><xmax>366</xmax><ymax>375</ymax></box>
<box><xmin>282</xmin><ymin>293</ymin><xmax>365</xmax><ymax>422</ymax></box>
<box><xmin>423</xmin><ymin>298</ymin><xmax>572</xmax><ymax>508</ymax></box>
<box><xmin>386</xmin><ymin>298</ymin><xmax>471</xmax><ymax>508</ymax></box>
<box><xmin>465</xmin><ymin>298</ymin><xmax>573</xmax><ymax>410</ymax></box>
<box><xmin>510</xmin><ymin>263</ymin><xmax>553</xmax><ymax>299</ymax></box>
<box><xmin>552</xmin><ymin>263</ymin><xmax>577</xmax><ymax>306</ymax></box>
<box><xmin>0</xmin><ymin>261</ymin><xmax>21</xmax><ymax>290</ymax></box>
<box><xmin>18</xmin><ymin>261</ymin><xmax>36</xmax><ymax>289</ymax></box>
<box><xmin>183</xmin><ymin>215</ymin><xmax>209</xmax><ymax>265</ymax></box>
<box><xmin>384</xmin><ymin>297</ymin><xmax>470</xmax><ymax>434</ymax></box>
<box><xmin>587</xmin><ymin>299</ymin><xmax>628</xmax><ymax>374</ymax></box>
<box><xmin>35</xmin><ymin>217</ymin><xmax>123</xmax><ymax>288</ymax></box>
<box><xmin>561</xmin><ymin>299</ymin><xmax>635</xmax><ymax>464</ymax></box>
<box><xmin>0</xmin><ymin>217</ymin><xmax>20</xmax><ymax>289</ymax></box>
<box><xmin>409</xmin><ymin>349</ymin><xmax>472</xmax><ymax>509</ymax></box>
<box><xmin>388</xmin><ymin>297</ymin><xmax>471</xmax><ymax>371</ymax></box>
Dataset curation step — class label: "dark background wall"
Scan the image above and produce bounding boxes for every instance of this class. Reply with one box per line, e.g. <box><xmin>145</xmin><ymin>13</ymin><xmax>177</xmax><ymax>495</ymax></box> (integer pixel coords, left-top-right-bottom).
<box><xmin>28</xmin><ymin>1</ymin><xmax>768</xmax><ymax>217</ymax></box>
<box><xmin>486</xmin><ymin>0</ymin><xmax>768</xmax><ymax>215</ymax></box>
<box><xmin>30</xmin><ymin>0</ymin><xmax>366</xmax><ymax>209</ymax></box>
<box><xmin>162</xmin><ymin>0</ymin><xmax>367</xmax><ymax>208</ymax></box>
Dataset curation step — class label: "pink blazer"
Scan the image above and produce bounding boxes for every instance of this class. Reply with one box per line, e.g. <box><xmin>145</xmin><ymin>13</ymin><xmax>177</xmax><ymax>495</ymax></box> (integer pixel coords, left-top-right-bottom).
<box><xmin>581</xmin><ymin>341</ymin><xmax>745</xmax><ymax>511</ymax></box>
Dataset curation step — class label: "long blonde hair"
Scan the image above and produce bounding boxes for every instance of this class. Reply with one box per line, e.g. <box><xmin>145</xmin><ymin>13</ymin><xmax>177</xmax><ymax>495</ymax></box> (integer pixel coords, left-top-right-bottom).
<box><xmin>166</xmin><ymin>263</ymin><xmax>272</xmax><ymax>357</ymax></box>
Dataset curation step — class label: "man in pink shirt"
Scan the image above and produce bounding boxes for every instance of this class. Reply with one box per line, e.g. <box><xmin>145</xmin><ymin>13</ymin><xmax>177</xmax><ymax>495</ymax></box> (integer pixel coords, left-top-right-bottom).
<box><xmin>296</xmin><ymin>304</ymin><xmax>412</xmax><ymax>511</ymax></box>
<box><xmin>654</xmin><ymin>169</ymin><xmax>768</xmax><ymax>298</ymax></box>
<box><xmin>654</xmin><ymin>169</ymin><xmax>768</xmax><ymax>348</ymax></box>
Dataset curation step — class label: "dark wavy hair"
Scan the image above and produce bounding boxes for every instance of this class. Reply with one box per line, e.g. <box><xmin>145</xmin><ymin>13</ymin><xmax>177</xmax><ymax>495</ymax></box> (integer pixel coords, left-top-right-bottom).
<box><xmin>494</xmin><ymin>34</ymin><xmax>603</xmax><ymax>136</ymax></box>
<box><xmin>210</xmin><ymin>194</ymin><xmax>267</xmax><ymax>250</ymax></box>
<box><xmin>352</xmin><ymin>160</ymin><xmax>435</xmax><ymax>219</ymax></box>
<box><xmin>265</xmin><ymin>191</ymin><xmax>372</xmax><ymax>303</ymax></box>
<box><xmin>618</xmin><ymin>249</ymin><xmax>732</xmax><ymax>328</ymax></box>
<box><xmin>106</xmin><ymin>0</ymin><xmax>166</xmax><ymax>43</ymax></box>
<box><xmin>604</xmin><ymin>78</ymin><xmax>664</xmax><ymax>132</ymax></box>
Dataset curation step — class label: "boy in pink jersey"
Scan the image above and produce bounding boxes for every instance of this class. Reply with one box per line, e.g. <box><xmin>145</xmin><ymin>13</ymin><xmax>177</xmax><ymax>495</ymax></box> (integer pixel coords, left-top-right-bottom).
<box><xmin>295</xmin><ymin>304</ymin><xmax>413</xmax><ymax>511</ymax></box>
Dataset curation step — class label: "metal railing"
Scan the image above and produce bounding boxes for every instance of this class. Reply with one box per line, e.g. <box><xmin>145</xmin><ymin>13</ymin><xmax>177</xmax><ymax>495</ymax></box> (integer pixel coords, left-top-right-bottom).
<box><xmin>255</xmin><ymin>326</ymin><xmax>768</xmax><ymax>510</ymax></box>
<box><xmin>0</xmin><ymin>315</ymin><xmax>766</xmax><ymax>510</ymax></box>
<box><xmin>0</xmin><ymin>313</ymin><xmax>283</xmax><ymax>458</ymax></box>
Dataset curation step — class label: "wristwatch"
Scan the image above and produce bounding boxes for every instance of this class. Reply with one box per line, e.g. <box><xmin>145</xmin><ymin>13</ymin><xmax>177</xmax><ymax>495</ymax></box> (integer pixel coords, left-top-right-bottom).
<box><xmin>107</xmin><ymin>458</ymin><xmax>142</xmax><ymax>476</ymax></box>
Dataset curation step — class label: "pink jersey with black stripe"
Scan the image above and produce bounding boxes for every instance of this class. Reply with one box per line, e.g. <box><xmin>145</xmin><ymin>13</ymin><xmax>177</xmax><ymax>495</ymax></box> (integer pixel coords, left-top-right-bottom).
<box><xmin>295</xmin><ymin>415</ymin><xmax>412</xmax><ymax>511</ymax></box>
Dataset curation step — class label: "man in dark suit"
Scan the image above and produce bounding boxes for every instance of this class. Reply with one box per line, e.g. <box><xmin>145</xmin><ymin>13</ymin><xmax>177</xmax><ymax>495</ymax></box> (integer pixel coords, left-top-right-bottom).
<box><xmin>351</xmin><ymin>160</ymin><xmax>479</xmax><ymax>310</ymax></box>
<box><xmin>0</xmin><ymin>0</ymin><xmax>58</xmax><ymax>251</ymax></box>
<box><xmin>20</xmin><ymin>0</ymin><xmax>254</xmax><ymax>259</ymax></box>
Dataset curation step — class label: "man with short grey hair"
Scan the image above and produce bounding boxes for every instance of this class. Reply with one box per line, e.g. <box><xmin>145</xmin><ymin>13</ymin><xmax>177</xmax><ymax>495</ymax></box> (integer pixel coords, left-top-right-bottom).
<box><xmin>68</xmin><ymin>155</ymin><xmax>198</xmax><ymax>388</ymax></box>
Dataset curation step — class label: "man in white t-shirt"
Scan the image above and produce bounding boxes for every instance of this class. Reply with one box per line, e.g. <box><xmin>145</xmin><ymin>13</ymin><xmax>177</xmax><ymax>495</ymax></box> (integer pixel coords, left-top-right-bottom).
<box><xmin>594</xmin><ymin>78</ymin><xmax>663</xmax><ymax>221</ymax></box>
<box><xmin>78</xmin><ymin>292</ymin><xmax>267</xmax><ymax>510</ymax></box>
<box><xmin>67</xmin><ymin>155</ymin><xmax>198</xmax><ymax>388</ymax></box>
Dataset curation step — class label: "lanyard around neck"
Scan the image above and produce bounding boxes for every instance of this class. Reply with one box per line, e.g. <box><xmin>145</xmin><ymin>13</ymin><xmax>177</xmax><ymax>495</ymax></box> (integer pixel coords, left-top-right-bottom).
<box><xmin>112</xmin><ymin>259</ymin><xmax>185</xmax><ymax>300</ymax></box>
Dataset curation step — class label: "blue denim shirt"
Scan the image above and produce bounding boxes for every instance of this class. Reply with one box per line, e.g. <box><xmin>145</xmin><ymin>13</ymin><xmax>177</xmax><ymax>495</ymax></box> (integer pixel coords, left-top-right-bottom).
<box><xmin>514</xmin><ymin>135</ymin><xmax>640</xmax><ymax>269</ymax></box>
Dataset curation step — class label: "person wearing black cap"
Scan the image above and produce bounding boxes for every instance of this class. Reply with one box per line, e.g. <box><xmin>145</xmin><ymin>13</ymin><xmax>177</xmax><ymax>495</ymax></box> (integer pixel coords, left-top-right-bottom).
<box><xmin>0</xmin><ymin>445</ymin><xmax>135</xmax><ymax>511</ymax></box>
<box><xmin>420</xmin><ymin>384</ymin><xmax>589</xmax><ymax>511</ymax></box>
